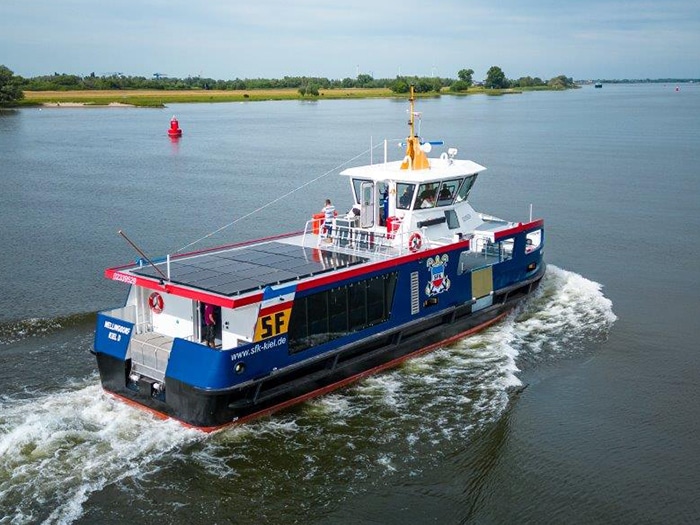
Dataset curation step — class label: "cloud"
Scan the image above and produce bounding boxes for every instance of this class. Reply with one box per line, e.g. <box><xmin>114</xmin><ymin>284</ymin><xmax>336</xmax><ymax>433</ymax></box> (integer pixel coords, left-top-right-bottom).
<box><xmin>1</xmin><ymin>0</ymin><xmax>698</xmax><ymax>79</ymax></box>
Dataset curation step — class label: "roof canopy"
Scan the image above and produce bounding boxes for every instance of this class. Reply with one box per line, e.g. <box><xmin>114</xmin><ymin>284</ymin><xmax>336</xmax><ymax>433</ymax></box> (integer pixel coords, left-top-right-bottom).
<box><xmin>340</xmin><ymin>158</ymin><xmax>486</xmax><ymax>183</ymax></box>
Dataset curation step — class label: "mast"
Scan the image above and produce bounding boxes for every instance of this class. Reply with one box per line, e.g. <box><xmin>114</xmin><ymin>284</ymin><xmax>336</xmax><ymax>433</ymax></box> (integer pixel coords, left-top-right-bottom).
<box><xmin>400</xmin><ymin>85</ymin><xmax>430</xmax><ymax>170</ymax></box>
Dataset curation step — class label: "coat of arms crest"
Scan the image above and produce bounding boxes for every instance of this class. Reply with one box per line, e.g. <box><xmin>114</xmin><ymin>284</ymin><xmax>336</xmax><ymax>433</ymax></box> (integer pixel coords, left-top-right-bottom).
<box><xmin>425</xmin><ymin>254</ymin><xmax>450</xmax><ymax>296</ymax></box>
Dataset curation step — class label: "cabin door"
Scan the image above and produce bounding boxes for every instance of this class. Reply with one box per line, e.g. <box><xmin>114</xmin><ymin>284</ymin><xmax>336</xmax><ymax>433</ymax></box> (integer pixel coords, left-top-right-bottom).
<box><xmin>360</xmin><ymin>181</ymin><xmax>374</xmax><ymax>228</ymax></box>
<box><xmin>193</xmin><ymin>302</ymin><xmax>202</xmax><ymax>342</ymax></box>
<box><xmin>199</xmin><ymin>302</ymin><xmax>222</xmax><ymax>345</ymax></box>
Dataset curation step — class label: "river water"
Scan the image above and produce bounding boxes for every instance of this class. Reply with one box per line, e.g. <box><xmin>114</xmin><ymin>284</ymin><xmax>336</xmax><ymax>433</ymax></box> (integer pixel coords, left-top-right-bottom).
<box><xmin>0</xmin><ymin>84</ymin><xmax>698</xmax><ymax>524</ymax></box>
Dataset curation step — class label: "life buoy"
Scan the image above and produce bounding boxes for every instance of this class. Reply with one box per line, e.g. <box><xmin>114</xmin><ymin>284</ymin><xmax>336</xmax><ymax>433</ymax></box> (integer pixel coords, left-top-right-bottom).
<box><xmin>148</xmin><ymin>292</ymin><xmax>164</xmax><ymax>313</ymax></box>
<box><xmin>409</xmin><ymin>232</ymin><xmax>423</xmax><ymax>253</ymax></box>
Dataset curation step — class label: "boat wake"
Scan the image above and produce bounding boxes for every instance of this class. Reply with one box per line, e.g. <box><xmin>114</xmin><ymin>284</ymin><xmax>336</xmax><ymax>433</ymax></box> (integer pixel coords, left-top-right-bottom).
<box><xmin>0</xmin><ymin>265</ymin><xmax>615</xmax><ymax>524</ymax></box>
<box><xmin>0</xmin><ymin>382</ymin><xmax>204</xmax><ymax>525</ymax></box>
<box><xmin>0</xmin><ymin>312</ymin><xmax>96</xmax><ymax>346</ymax></box>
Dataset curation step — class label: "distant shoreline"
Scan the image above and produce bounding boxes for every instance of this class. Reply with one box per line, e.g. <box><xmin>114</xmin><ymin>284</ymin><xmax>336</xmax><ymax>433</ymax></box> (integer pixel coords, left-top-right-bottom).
<box><xmin>19</xmin><ymin>86</ymin><xmax>548</xmax><ymax>108</ymax></box>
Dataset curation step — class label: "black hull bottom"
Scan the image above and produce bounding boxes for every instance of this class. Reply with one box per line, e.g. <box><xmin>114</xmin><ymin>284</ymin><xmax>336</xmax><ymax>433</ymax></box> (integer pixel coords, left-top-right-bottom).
<box><xmin>97</xmin><ymin>273</ymin><xmax>543</xmax><ymax>430</ymax></box>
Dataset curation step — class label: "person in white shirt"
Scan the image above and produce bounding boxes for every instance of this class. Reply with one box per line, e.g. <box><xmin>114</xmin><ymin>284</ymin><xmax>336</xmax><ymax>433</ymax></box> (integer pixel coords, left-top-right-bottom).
<box><xmin>322</xmin><ymin>198</ymin><xmax>336</xmax><ymax>239</ymax></box>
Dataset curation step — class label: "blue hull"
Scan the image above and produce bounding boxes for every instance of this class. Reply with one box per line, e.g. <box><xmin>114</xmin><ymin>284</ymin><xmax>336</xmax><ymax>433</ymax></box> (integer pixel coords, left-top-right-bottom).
<box><xmin>95</xmin><ymin>238</ymin><xmax>545</xmax><ymax>429</ymax></box>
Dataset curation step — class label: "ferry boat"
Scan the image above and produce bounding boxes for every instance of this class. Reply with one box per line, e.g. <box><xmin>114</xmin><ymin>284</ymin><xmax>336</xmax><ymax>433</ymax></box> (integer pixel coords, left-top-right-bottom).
<box><xmin>93</xmin><ymin>88</ymin><xmax>546</xmax><ymax>430</ymax></box>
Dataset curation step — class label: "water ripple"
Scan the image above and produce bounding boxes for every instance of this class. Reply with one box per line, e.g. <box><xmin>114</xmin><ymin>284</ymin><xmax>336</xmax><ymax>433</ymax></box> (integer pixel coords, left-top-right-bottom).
<box><xmin>0</xmin><ymin>265</ymin><xmax>615</xmax><ymax>524</ymax></box>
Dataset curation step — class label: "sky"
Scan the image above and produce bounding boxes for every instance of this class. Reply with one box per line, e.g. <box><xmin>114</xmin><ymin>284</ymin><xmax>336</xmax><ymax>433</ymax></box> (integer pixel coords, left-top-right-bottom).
<box><xmin>1</xmin><ymin>0</ymin><xmax>699</xmax><ymax>81</ymax></box>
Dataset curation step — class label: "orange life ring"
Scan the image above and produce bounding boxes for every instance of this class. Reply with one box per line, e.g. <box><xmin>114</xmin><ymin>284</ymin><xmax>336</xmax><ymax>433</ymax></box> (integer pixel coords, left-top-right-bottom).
<box><xmin>409</xmin><ymin>232</ymin><xmax>423</xmax><ymax>252</ymax></box>
<box><xmin>148</xmin><ymin>292</ymin><xmax>164</xmax><ymax>313</ymax></box>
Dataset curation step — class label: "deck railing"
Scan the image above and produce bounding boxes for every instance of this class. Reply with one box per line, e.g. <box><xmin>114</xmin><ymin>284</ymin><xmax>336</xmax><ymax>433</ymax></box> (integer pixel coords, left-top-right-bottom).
<box><xmin>302</xmin><ymin>218</ymin><xmax>432</xmax><ymax>257</ymax></box>
<box><xmin>302</xmin><ymin>217</ymin><xmax>462</xmax><ymax>259</ymax></box>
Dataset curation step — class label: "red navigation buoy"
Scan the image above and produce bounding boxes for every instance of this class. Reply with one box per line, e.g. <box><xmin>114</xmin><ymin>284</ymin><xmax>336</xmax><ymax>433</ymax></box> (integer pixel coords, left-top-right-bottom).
<box><xmin>168</xmin><ymin>115</ymin><xmax>182</xmax><ymax>138</ymax></box>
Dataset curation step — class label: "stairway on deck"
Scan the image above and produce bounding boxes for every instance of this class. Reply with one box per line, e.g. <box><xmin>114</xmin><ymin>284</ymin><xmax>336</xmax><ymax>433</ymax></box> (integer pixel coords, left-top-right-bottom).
<box><xmin>129</xmin><ymin>332</ymin><xmax>174</xmax><ymax>382</ymax></box>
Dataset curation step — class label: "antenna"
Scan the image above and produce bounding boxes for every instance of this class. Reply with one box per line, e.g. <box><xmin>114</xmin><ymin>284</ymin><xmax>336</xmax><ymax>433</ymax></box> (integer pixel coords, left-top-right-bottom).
<box><xmin>400</xmin><ymin>86</ymin><xmax>430</xmax><ymax>170</ymax></box>
<box><xmin>118</xmin><ymin>230</ymin><xmax>168</xmax><ymax>282</ymax></box>
<box><xmin>408</xmin><ymin>86</ymin><xmax>416</xmax><ymax>137</ymax></box>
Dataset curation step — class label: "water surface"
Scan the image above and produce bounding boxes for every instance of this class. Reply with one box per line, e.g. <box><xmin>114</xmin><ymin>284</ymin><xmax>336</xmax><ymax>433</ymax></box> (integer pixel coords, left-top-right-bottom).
<box><xmin>1</xmin><ymin>84</ymin><xmax>698</xmax><ymax>524</ymax></box>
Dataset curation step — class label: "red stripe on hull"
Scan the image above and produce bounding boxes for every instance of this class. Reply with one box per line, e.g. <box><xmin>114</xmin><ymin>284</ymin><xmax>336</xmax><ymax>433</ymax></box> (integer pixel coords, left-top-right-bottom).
<box><xmin>105</xmin><ymin>271</ymin><xmax>247</xmax><ymax>309</ymax></box>
<box><xmin>295</xmin><ymin>239</ymin><xmax>471</xmax><ymax>293</ymax></box>
<box><xmin>105</xmin><ymin>238</ymin><xmax>473</xmax><ymax>310</ymax></box>
<box><xmin>494</xmin><ymin>218</ymin><xmax>544</xmax><ymax>241</ymax></box>
<box><xmin>103</xmin><ymin>220</ymin><xmax>542</xmax><ymax>312</ymax></box>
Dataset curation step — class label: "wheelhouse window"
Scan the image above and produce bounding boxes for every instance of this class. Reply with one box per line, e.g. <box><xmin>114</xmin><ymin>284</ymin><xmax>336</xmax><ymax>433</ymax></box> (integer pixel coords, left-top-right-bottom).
<box><xmin>436</xmin><ymin>179</ymin><xmax>461</xmax><ymax>206</ymax></box>
<box><xmin>352</xmin><ymin>178</ymin><xmax>370</xmax><ymax>204</ymax></box>
<box><xmin>454</xmin><ymin>175</ymin><xmax>477</xmax><ymax>203</ymax></box>
<box><xmin>414</xmin><ymin>183</ymin><xmax>438</xmax><ymax>209</ymax></box>
<box><xmin>288</xmin><ymin>272</ymin><xmax>398</xmax><ymax>353</ymax></box>
<box><xmin>396</xmin><ymin>183</ymin><xmax>416</xmax><ymax>210</ymax></box>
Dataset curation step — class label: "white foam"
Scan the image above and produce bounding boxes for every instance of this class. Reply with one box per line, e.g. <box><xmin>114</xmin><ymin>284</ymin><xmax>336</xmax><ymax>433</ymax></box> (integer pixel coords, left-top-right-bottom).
<box><xmin>511</xmin><ymin>265</ymin><xmax>617</xmax><ymax>357</ymax></box>
<box><xmin>376</xmin><ymin>453</ymin><xmax>397</xmax><ymax>473</ymax></box>
<box><xmin>0</xmin><ymin>384</ymin><xmax>202</xmax><ymax>525</ymax></box>
<box><xmin>355</xmin><ymin>374</ymin><xmax>405</xmax><ymax>410</ymax></box>
<box><xmin>0</xmin><ymin>265</ymin><xmax>616</xmax><ymax>523</ymax></box>
<box><xmin>303</xmin><ymin>264</ymin><xmax>617</xmax><ymax>445</ymax></box>
<box><xmin>305</xmin><ymin>393</ymin><xmax>355</xmax><ymax>419</ymax></box>
<box><xmin>202</xmin><ymin>264</ymin><xmax>616</xmax><ymax>491</ymax></box>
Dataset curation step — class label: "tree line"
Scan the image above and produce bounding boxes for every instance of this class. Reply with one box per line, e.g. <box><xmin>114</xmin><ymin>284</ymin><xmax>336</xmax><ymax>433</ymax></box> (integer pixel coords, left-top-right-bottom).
<box><xmin>0</xmin><ymin>64</ymin><xmax>576</xmax><ymax>105</ymax></box>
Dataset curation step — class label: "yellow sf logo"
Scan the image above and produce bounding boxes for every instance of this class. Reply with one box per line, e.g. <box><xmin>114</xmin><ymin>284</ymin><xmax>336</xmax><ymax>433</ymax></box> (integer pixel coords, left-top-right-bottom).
<box><xmin>254</xmin><ymin>309</ymin><xmax>291</xmax><ymax>341</ymax></box>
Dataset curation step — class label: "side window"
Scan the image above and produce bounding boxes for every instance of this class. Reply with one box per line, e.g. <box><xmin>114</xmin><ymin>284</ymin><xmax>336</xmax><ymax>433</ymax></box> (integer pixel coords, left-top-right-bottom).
<box><xmin>444</xmin><ymin>209</ymin><xmax>460</xmax><ymax>230</ymax></box>
<box><xmin>436</xmin><ymin>179</ymin><xmax>461</xmax><ymax>206</ymax></box>
<box><xmin>500</xmin><ymin>238</ymin><xmax>514</xmax><ymax>261</ymax></box>
<box><xmin>377</xmin><ymin>181</ymin><xmax>389</xmax><ymax>201</ymax></box>
<box><xmin>454</xmin><ymin>175</ymin><xmax>477</xmax><ymax>203</ymax></box>
<box><xmin>378</xmin><ymin>181</ymin><xmax>389</xmax><ymax>226</ymax></box>
<box><xmin>352</xmin><ymin>178</ymin><xmax>369</xmax><ymax>204</ymax></box>
<box><xmin>414</xmin><ymin>183</ymin><xmax>437</xmax><ymax>209</ymax></box>
<box><xmin>525</xmin><ymin>229</ymin><xmax>542</xmax><ymax>253</ymax></box>
<box><xmin>477</xmin><ymin>237</ymin><xmax>513</xmax><ymax>262</ymax></box>
<box><xmin>288</xmin><ymin>273</ymin><xmax>398</xmax><ymax>353</ymax></box>
<box><xmin>396</xmin><ymin>183</ymin><xmax>416</xmax><ymax>210</ymax></box>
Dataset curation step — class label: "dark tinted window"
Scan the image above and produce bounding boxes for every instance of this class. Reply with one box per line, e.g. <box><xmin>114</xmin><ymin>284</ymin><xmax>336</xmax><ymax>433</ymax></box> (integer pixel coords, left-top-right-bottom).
<box><xmin>288</xmin><ymin>272</ymin><xmax>398</xmax><ymax>353</ymax></box>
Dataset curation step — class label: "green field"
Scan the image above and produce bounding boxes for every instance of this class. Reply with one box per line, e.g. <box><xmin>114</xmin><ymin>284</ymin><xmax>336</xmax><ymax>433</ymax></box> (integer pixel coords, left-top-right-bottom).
<box><xmin>21</xmin><ymin>88</ymin><xmax>402</xmax><ymax>107</ymax></box>
<box><xmin>20</xmin><ymin>86</ymin><xmax>535</xmax><ymax>107</ymax></box>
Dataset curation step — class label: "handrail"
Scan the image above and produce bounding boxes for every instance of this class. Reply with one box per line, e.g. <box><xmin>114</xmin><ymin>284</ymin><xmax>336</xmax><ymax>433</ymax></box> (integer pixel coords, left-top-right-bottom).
<box><xmin>303</xmin><ymin>216</ymin><xmax>447</xmax><ymax>258</ymax></box>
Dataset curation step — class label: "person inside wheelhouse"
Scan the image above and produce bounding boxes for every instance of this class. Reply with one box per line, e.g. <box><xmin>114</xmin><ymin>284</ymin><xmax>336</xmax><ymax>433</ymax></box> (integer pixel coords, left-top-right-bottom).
<box><xmin>397</xmin><ymin>183</ymin><xmax>416</xmax><ymax>209</ymax></box>
<box><xmin>415</xmin><ymin>183</ymin><xmax>437</xmax><ymax>209</ymax></box>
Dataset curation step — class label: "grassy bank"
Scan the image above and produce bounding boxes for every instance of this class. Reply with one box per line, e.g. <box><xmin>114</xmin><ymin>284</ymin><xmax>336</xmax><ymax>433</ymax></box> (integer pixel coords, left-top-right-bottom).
<box><xmin>21</xmin><ymin>88</ymin><xmax>401</xmax><ymax>107</ymax></box>
<box><xmin>17</xmin><ymin>86</ymin><xmax>549</xmax><ymax>107</ymax></box>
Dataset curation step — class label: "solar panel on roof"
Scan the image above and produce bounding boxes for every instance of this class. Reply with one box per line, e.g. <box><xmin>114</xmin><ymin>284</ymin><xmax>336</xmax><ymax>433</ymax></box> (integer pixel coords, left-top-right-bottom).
<box><xmin>131</xmin><ymin>241</ymin><xmax>368</xmax><ymax>297</ymax></box>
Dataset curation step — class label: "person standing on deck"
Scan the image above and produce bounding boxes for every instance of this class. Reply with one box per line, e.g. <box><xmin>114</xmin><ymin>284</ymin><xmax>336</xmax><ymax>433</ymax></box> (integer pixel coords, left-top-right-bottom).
<box><xmin>322</xmin><ymin>198</ymin><xmax>336</xmax><ymax>240</ymax></box>
<box><xmin>204</xmin><ymin>303</ymin><xmax>216</xmax><ymax>348</ymax></box>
